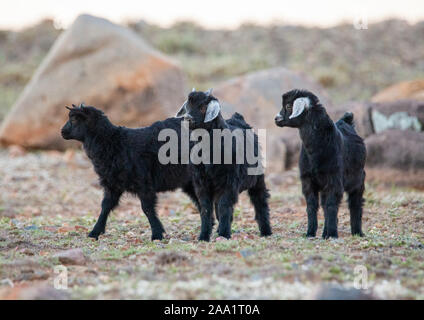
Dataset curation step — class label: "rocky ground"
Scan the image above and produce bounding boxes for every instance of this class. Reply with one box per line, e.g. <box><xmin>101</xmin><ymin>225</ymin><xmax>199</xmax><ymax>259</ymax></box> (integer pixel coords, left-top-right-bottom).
<box><xmin>0</xmin><ymin>149</ymin><xmax>423</xmax><ymax>299</ymax></box>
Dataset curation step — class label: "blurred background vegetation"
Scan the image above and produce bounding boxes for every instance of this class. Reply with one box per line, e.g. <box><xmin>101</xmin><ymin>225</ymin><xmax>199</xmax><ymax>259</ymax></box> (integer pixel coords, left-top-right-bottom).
<box><xmin>1</xmin><ymin>18</ymin><xmax>423</xmax><ymax>122</ymax></box>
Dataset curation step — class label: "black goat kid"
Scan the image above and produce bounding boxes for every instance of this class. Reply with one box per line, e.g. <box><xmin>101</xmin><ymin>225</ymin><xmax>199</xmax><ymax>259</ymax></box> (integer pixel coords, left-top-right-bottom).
<box><xmin>275</xmin><ymin>89</ymin><xmax>366</xmax><ymax>239</ymax></box>
<box><xmin>176</xmin><ymin>89</ymin><xmax>272</xmax><ymax>241</ymax></box>
<box><xmin>61</xmin><ymin>104</ymin><xmax>200</xmax><ymax>240</ymax></box>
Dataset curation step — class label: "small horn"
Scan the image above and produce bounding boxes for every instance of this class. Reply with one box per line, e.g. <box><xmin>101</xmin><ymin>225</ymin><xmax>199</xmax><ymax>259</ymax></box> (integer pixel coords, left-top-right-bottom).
<box><xmin>192</xmin><ymin>88</ymin><xmax>196</xmax><ymax>92</ymax></box>
<box><xmin>72</xmin><ymin>104</ymin><xmax>78</xmax><ymax>108</ymax></box>
<box><xmin>205</xmin><ymin>88</ymin><xmax>213</xmax><ymax>96</ymax></box>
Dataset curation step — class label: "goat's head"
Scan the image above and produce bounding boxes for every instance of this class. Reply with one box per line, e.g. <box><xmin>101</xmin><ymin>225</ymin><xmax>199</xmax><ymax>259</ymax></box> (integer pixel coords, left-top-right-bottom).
<box><xmin>275</xmin><ymin>89</ymin><xmax>321</xmax><ymax>128</ymax></box>
<box><xmin>175</xmin><ymin>88</ymin><xmax>221</xmax><ymax>129</ymax></box>
<box><xmin>61</xmin><ymin>103</ymin><xmax>107</xmax><ymax>142</ymax></box>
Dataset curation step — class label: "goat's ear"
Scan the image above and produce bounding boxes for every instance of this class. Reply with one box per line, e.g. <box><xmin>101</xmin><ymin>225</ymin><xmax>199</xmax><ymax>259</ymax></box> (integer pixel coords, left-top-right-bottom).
<box><xmin>204</xmin><ymin>100</ymin><xmax>220</xmax><ymax>123</ymax></box>
<box><xmin>175</xmin><ymin>100</ymin><xmax>187</xmax><ymax>118</ymax></box>
<box><xmin>289</xmin><ymin>97</ymin><xmax>310</xmax><ymax>119</ymax></box>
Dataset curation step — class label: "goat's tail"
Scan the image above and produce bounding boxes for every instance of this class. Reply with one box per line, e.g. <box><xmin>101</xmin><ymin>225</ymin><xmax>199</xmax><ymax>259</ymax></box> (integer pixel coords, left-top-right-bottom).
<box><xmin>340</xmin><ymin>112</ymin><xmax>354</xmax><ymax>126</ymax></box>
<box><xmin>227</xmin><ymin>112</ymin><xmax>252</xmax><ymax>129</ymax></box>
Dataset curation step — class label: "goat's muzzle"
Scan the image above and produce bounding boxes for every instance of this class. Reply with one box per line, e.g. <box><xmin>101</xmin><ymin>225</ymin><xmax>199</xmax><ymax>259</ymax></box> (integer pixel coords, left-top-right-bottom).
<box><xmin>275</xmin><ymin>114</ymin><xmax>285</xmax><ymax>127</ymax></box>
<box><xmin>61</xmin><ymin>127</ymin><xmax>71</xmax><ymax>140</ymax></box>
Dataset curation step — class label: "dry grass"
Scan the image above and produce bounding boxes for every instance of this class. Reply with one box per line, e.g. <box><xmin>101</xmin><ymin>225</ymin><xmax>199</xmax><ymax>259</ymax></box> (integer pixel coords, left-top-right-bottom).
<box><xmin>1</xmin><ymin>19</ymin><xmax>424</xmax><ymax>122</ymax></box>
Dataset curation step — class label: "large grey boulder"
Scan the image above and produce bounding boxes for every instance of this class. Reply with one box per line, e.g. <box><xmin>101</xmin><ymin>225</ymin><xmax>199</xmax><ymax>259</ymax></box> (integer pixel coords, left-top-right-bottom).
<box><xmin>0</xmin><ymin>14</ymin><xmax>187</xmax><ymax>150</ymax></box>
<box><xmin>365</xmin><ymin>129</ymin><xmax>424</xmax><ymax>170</ymax></box>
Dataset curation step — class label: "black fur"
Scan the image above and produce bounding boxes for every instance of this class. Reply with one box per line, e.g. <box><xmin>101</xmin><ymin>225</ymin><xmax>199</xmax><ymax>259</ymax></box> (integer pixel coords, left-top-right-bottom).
<box><xmin>275</xmin><ymin>89</ymin><xmax>366</xmax><ymax>239</ymax></box>
<box><xmin>178</xmin><ymin>91</ymin><xmax>272</xmax><ymax>241</ymax></box>
<box><xmin>61</xmin><ymin>104</ymin><xmax>199</xmax><ymax>240</ymax></box>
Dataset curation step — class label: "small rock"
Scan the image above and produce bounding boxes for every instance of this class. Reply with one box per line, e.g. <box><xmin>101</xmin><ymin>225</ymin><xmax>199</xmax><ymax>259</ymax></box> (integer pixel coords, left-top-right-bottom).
<box><xmin>0</xmin><ymin>284</ymin><xmax>69</xmax><ymax>300</ymax></box>
<box><xmin>54</xmin><ymin>248</ymin><xmax>86</xmax><ymax>265</ymax></box>
<box><xmin>19</xmin><ymin>248</ymin><xmax>34</xmax><ymax>256</ymax></box>
<box><xmin>2</xmin><ymin>258</ymin><xmax>40</xmax><ymax>268</ymax></box>
<box><xmin>238</xmin><ymin>249</ymin><xmax>255</xmax><ymax>258</ymax></box>
<box><xmin>74</xmin><ymin>225</ymin><xmax>88</xmax><ymax>232</ymax></box>
<box><xmin>18</xmin><ymin>270</ymin><xmax>49</xmax><ymax>281</ymax></box>
<box><xmin>24</xmin><ymin>225</ymin><xmax>38</xmax><ymax>231</ymax></box>
<box><xmin>311</xmin><ymin>284</ymin><xmax>376</xmax><ymax>300</ymax></box>
<box><xmin>156</xmin><ymin>251</ymin><xmax>188</xmax><ymax>265</ymax></box>
<box><xmin>8</xmin><ymin>145</ymin><xmax>26</xmax><ymax>158</ymax></box>
<box><xmin>304</xmin><ymin>255</ymin><xmax>323</xmax><ymax>265</ymax></box>
<box><xmin>42</xmin><ymin>226</ymin><xmax>58</xmax><ymax>233</ymax></box>
<box><xmin>58</xmin><ymin>226</ymin><xmax>74</xmax><ymax>233</ymax></box>
<box><xmin>126</xmin><ymin>231</ymin><xmax>136</xmax><ymax>237</ymax></box>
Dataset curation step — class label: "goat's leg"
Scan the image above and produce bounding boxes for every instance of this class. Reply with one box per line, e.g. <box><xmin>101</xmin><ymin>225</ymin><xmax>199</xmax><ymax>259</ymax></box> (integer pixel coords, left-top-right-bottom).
<box><xmin>248</xmin><ymin>177</ymin><xmax>272</xmax><ymax>237</ymax></box>
<box><xmin>305</xmin><ymin>192</ymin><xmax>319</xmax><ymax>237</ymax></box>
<box><xmin>302</xmin><ymin>178</ymin><xmax>319</xmax><ymax>237</ymax></box>
<box><xmin>198</xmin><ymin>197</ymin><xmax>214</xmax><ymax>241</ymax></box>
<box><xmin>89</xmin><ymin>189</ymin><xmax>122</xmax><ymax>240</ymax></box>
<box><xmin>182</xmin><ymin>183</ymin><xmax>202</xmax><ymax>213</ymax></box>
<box><xmin>348</xmin><ymin>186</ymin><xmax>365</xmax><ymax>237</ymax></box>
<box><xmin>214</xmin><ymin>201</ymin><xmax>219</xmax><ymax>222</ymax></box>
<box><xmin>139</xmin><ymin>194</ymin><xmax>165</xmax><ymax>241</ymax></box>
<box><xmin>321</xmin><ymin>192</ymin><xmax>342</xmax><ymax>239</ymax></box>
<box><xmin>217</xmin><ymin>193</ymin><xmax>237</xmax><ymax>239</ymax></box>
<box><xmin>321</xmin><ymin>194</ymin><xmax>328</xmax><ymax>238</ymax></box>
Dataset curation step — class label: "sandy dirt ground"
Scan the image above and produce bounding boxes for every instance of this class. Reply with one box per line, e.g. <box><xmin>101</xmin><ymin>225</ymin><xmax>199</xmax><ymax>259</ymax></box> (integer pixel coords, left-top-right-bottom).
<box><xmin>0</xmin><ymin>149</ymin><xmax>423</xmax><ymax>299</ymax></box>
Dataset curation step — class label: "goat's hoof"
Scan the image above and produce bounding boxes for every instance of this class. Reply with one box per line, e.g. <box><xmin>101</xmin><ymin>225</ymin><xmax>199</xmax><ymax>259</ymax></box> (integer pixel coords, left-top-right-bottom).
<box><xmin>305</xmin><ymin>232</ymin><xmax>316</xmax><ymax>238</ymax></box>
<box><xmin>151</xmin><ymin>233</ymin><xmax>164</xmax><ymax>241</ymax></box>
<box><xmin>217</xmin><ymin>232</ymin><xmax>231</xmax><ymax>240</ymax></box>
<box><xmin>260</xmin><ymin>230</ymin><xmax>272</xmax><ymax>237</ymax></box>
<box><xmin>322</xmin><ymin>229</ymin><xmax>339</xmax><ymax>239</ymax></box>
<box><xmin>260</xmin><ymin>226</ymin><xmax>272</xmax><ymax>237</ymax></box>
<box><xmin>323</xmin><ymin>233</ymin><xmax>338</xmax><ymax>239</ymax></box>
<box><xmin>198</xmin><ymin>234</ymin><xmax>211</xmax><ymax>242</ymax></box>
<box><xmin>88</xmin><ymin>232</ymin><xmax>99</xmax><ymax>240</ymax></box>
<box><xmin>88</xmin><ymin>229</ymin><xmax>104</xmax><ymax>240</ymax></box>
<box><xmin>352</xmin><ymin>231</ymin><xmax>364</xmax><ymax>237</ymax></box>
